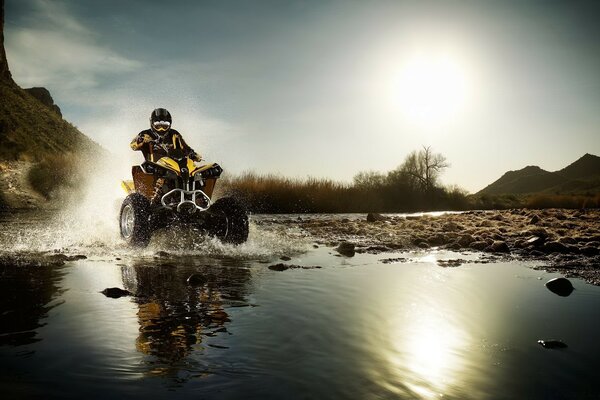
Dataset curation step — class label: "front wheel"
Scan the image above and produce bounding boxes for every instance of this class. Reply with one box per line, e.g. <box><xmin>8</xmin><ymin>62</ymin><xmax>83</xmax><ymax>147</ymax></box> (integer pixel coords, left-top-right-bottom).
<box><xmin>209</xmin><ymin>197</ymin><xmax>249</xmax><ymax>244</ymax></box>
<box><xmin>119</xmin><ymin>193</ymin><xmax>152</xmax><ymax>247</ymax></box>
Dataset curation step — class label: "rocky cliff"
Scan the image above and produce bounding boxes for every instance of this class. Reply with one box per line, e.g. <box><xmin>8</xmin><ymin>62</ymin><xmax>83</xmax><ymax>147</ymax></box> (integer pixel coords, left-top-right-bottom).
<box><xmin>0</xmin><ymin>0</ymin><xmax>103</xmax><ymax>208</ymax></box>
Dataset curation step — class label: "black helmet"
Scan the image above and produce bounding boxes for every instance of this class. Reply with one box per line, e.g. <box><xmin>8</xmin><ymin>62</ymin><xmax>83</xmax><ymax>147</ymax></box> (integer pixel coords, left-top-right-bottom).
<box><xmin>150</xmin><ymin>108</ymin><xmax>172</xmax><ymax>135</ymax></box>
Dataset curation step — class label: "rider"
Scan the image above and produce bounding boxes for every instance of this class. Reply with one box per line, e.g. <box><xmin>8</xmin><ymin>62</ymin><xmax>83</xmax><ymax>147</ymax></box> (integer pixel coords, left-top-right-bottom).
<box><xmin>130</xmin><ymin>108</ymin><xmax>202</xmax><ymax>204</ymax></box>
<box><xmin>130</xmin><ymin>108</ymin><xmax>202</xmax><ymax>162</ymax></box>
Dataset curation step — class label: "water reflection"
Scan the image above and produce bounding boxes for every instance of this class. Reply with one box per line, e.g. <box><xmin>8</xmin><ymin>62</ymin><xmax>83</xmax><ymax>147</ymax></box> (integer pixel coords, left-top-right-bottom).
<box><xmin>120</xmin><ymin>260</ymin><xmax>252</xmax><ymax>382</ymax></box>
<box><xmin>400</xmin><ymin>307</ymin><xmax>469</xmax><ymax>398</ymax></box>
<box><xmin>0</xmin><ymin>263</ymin><xmax>66</xmax><ymax>347</ymax></box>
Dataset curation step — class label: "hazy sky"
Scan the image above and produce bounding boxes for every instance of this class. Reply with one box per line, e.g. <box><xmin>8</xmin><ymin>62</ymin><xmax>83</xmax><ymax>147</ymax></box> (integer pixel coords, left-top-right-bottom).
<box><xmin>4</xmin><ymin>0</ymin><xmax>600</xmax><ymax>192</ymax></box>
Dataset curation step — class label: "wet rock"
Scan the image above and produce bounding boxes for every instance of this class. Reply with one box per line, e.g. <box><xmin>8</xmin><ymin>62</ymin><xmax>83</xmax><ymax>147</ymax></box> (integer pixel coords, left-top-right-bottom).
<box><xmin>416</xmin><ymin>241</ymin><xmax>430</xmax><ymax>249</ymax></box>
<box><xmin>529</xmin><ymin>215</ymin><xmax>541</xmax><ymax>224</ymax></box>
<box><xmin>187</xmin><ymin>273</ymin><xmax>206</xmax><ymax>286</ymax></box>
<box><xmin>154</xmin><ymin>251</ymin><xmax>170</xmax><ymax>258</ymax></box>
<box><xmin>542</xmin><ymin>241</ymin><xmax>570</xmax><ymax>254</ymax></box>
<box><xmin>367</xmin><ymin>213</ymin><xmax>387</xmax><ymax>222</ymax></box>
<box><xmin>437</xmin><ymin>259</ymin><xmax>465</xmax><ymax>268</ymax></box>
<box><xmin>359</xmin><ymin>245</ymin><xmax>392</xmax><ymax>254</ymax></box>
<box><xmin>280</xmin><ymin>256</ymin><xmax>292</xmax><ymax>261</ymax></box>
<box><xmin>581</xmin><ymin>246</ymin><xmax>600</xmax><ymax>256</ymax></box>
<box><xmin>312</xmin><ymin>244</ymin><xmax>319</xmax><ymax>248</ymax></box>
<box><xmin>101</xmin><ymin>287</ymin><xmax>132</xmax><ymax>298</ymax></box>
<box><xmin>269</xmin><ymin>263</ymin><xmax>289</xmax><ymax>271</ymax></box>
<box><xmin>268</xmin><ymin>263</ymin><xmax>321</xmax><ymax>271</ymax></box>
<box><xmin>380</xmin><ymin>257</ymin><xmax>408</xmax><ymax>264</ymax></box>
<box><xmin>209</xmin><ymin>310</ymin><xmax>230</xmax><ymax>322</ymax></box>
<box><xmin>335</xmin><ymin>241</ymin><xmax>356</xmax><ymax>257</ymax></box>
<box><xmin>487</xmin><ymin>241</ymin><xmax>510</xmax><ymax>253</ymax></box>
<box><xmin>537</xmin><ymin>339</ymin><xmax>568</xmax><ymax>349</ymax></box>
<box><xmin>427</xmin><ymin>233</ymin><xmax>447</xmax><ymax>246</ymax></box>
<box><xmin>446</xmin><ymin>242</ymin><xmax>461</xmax><ymax>251</ymax></box>
<box><xmin>457</xmin><ymin>234</ymin><xmax>475</xmax><ymax>247</ymax></box>
<box><xmin>470</xmin><ymin>241</ymin><xmax>488</xmax><ymax>251</ymax></box>
<box><xmin>526</xmin><ymin>236</ymin><xmax>545</xmax><ymax>247</ymax></box>
<box><xmin>545</xmin><ymin>277</ymin><xmax>574</xmax><ymax>297</ymax></box>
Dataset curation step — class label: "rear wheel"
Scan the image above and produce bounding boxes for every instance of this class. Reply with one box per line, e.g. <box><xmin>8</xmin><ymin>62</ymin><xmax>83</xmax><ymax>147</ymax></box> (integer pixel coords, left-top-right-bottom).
<box><xmin>119</xmin><ymin>193</ymin><xmax>152</xmax><ymax>247</ymax></box>
<box><xmin>209</xmin><ymin>197</ymin><xmax>249</xmax><ymax>244</ymax></box>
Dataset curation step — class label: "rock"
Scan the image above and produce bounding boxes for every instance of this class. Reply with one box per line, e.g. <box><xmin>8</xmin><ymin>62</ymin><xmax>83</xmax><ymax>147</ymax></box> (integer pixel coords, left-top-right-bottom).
<box><xmin>427</xmin><ymin>233</ymin><xmax>447</xmax><ymax>246</ymax></box>
<box><xmin>268</xmin><ymin>263</ymin><xmax>289</xmax><ymax>271</ymax></box>
<box><xmin>526</xmin><ymin>236</ymin><xmax>545</xmax><ymax>247</ymax></box>
<box><xmin>446</xmin><ymin>242</ymin><xmax>461</xmax><ymax>250</ymax></box>
<box><xmin>488</xmin><ymin>241</ymin><xmax>510</xmax><ymax>253</ymax></box>
<box><xmin>537</xmin><ymin>339</ymin><xmax>568</xmax><ymax>349</ymax></box>
<box><xmin>367</xmin><ymin>213</ymin><xmax>387</xmax><ymax>222</ymax></box>
<box><xmin>470</xmin><ymin>241</ymin><xmax>488</xmax><ymax>251</ymax></box>
<box><xmin>437</xmin><ymin>259</ymin><xmax>465</xmax><ymax>268</ymax></box>
<box><xmin>101</xmin><ymin>287</ymin><xmax>132</xmax><ymax>298</ymax></box>
<box><xmin>335</xmin><ymin>241</ymin><xmax>355</xmax><ymax>257</ymax></box>
<box><xmin>312</xmin><ymin>244</ymin><xmax>319</xmax><ymax>248</ymax></box>
<box><xmin>558</xmin><ymin>236</ymin><xmax>576</xmax><ymax>245</ymax></box>
<box><xmin>542</xmin><ymin>241</ymin><xmax>570</xmax><ymax>254</ymax></box>
<box><xmin>209</xmin><ymin>310</ymin><xmax>230</xmax><ymax>322</ymax></box>
<box><xmin>529</xmin><ymin>214</ymin><xmax>541</xmax><ymax>224</ymax></box>
<box><xmin>24</xmin><ymin>87</ymin><xmax>62</xmax><ymax>116</ymax></box>
<box><xmin>280</xmin><ymin>256</ymin><xmax>292</xmax><ymax>261</ymax></box>
<box><xmin>187</xmin><ymin>273</ymin><xmax>206</xmax><ymax>286</ymax></box>
<box><xmin>581</xmin><ymin>246</ymin><xmax>600</xmax><ymax>256</ymax></box>
<box><xmin>415</xmin><ymin>241</ymin><xmax>429</xmax><ymax>249</ymax></box>
<box><xmin>545</xmin><ymin>277</ymin><xmax>574</xmax><ymax>297</ymax></box>
<box><xmin>457</xmin><ymin>235</ymin><xmax>475</xmax><ymax>247</ymax></box>
<box><xmin>442</xmin><ymin>222</ymin><xmax>461</xmax><ymax>232</ymax></box>
<box><xmin>268</xmin><ymin>263</ymin><xmax>321</xmax><ymax>271</ymax></box>
<box><xmin>341</xmin><ymin>218</ymin><xmax>350</xmax><ymax>223</ymax></box>
<box><xmin>554</xmin><ymin>212</ymin><xmax>567</xmax><ymax>220</ymax></box>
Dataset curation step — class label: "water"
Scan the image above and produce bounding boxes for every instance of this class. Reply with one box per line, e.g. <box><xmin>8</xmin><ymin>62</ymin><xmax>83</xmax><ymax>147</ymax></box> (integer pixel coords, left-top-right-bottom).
<box><xmin>1</xmin><ymin>213</ymin><xmax>600</xmax><ymax>399</ymax></box>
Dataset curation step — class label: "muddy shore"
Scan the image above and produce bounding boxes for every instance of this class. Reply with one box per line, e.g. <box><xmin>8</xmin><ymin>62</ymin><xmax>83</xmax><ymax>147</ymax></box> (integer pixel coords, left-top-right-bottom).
<box><xmin>257</xmin><ymin>209</ymin><xmax>600</xmax><ymax>285</ymax></box>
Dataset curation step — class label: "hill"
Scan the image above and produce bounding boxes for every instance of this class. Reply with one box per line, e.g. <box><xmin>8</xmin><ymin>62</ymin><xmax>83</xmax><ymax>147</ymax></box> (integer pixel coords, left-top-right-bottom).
<box><xmin>477</xmin><ymin>154</ymin><xmax>600</xmax><ymax>196</ymax></box>
<box><xmin>0</xmin><ymin>0</ymin><xmax>103</xmax><ymax>208</ymax></box>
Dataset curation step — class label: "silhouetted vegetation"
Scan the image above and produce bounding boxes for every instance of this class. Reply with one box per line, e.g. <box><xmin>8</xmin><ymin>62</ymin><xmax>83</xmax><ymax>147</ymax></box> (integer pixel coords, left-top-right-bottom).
<box><xmin>222</xmin><ymin>147</ymin><xmax>471</xmax><ymax>213</ymax></box>
<box><xmin>220</xmin><ymin>145</ymin><xmax>599</xmax><ymax>213</ymax></box>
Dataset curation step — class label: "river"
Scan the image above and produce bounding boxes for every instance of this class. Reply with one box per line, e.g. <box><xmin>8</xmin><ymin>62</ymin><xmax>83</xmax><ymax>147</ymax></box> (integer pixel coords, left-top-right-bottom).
<box><xmin>1</xmin><ymin>212</ymin><xmax>599</xmax><ymax>399</ymax></box>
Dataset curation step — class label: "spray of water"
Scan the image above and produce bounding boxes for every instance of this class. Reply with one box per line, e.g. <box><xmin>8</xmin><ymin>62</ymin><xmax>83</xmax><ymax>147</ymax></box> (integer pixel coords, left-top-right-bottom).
<box><xmin>5</xmin><ymin>153</ymin><xmax>309</xmax><ymax>260</ymax></box>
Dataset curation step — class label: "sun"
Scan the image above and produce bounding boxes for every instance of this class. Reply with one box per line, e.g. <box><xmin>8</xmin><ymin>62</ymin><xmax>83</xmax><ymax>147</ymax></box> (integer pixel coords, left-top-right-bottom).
<box><xmin>394</xmin><ymin>50</ymin><xmax>472</xmax><ymax>128</ymax></box>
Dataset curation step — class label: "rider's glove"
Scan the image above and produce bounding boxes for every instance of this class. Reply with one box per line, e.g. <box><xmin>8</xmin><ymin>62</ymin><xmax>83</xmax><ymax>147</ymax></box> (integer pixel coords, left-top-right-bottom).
<box><xmin>142</xmin><ymin>134</ymin><xmax>154</xmax><ymax>144</ymax></box>
<box><xmin>189</xmin><ymin>151</ymin><xmax>202</xmax><ymax>162</ymax></box>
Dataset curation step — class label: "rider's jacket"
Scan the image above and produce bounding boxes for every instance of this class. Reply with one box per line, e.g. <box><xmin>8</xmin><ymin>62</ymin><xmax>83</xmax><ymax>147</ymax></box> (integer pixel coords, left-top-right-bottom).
<box><xmin>130</xmin><ymin>129</ymin><xmax>201</xmax><ymax>162</ymax></box>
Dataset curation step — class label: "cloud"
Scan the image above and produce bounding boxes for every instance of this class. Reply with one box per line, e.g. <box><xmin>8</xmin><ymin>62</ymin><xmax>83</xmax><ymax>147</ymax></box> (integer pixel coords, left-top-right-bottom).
<box><xmin>5</xmin><ymin>0</ymin><xmax>140</xmax><ymax>90</ymax></box>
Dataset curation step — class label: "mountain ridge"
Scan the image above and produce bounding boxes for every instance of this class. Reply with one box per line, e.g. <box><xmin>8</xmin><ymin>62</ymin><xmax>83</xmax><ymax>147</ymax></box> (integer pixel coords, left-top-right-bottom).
<box><xmin>477</xmin><ymin>153</ymin><xmax>600</xmax><ymax>195</ymax></box>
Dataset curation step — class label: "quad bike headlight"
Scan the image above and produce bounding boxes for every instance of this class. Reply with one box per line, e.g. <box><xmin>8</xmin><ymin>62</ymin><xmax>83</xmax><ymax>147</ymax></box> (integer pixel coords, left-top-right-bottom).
<box><xmin>201</xmin><ymin>164</ymin><xmax>223</xmax><ymax>178</ymax></box>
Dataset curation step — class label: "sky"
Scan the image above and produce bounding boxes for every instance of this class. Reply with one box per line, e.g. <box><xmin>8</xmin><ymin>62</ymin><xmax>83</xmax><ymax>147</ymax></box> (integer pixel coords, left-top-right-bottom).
<box><xmin>4</xmin><ymin>0</ymin><xmax>600</xmax><ymax>192</ymax></box>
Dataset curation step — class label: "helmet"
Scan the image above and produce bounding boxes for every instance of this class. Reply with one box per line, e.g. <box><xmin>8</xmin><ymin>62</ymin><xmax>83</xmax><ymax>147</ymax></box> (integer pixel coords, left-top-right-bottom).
<box><xmin>150</xmin><ymin>108</ymin><xmax>172</xmax><ymax>135</ymax></box>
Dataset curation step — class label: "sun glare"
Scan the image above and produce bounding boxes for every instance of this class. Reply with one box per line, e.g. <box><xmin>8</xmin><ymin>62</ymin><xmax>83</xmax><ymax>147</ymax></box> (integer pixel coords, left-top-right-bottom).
<box><xmin>393</xmin><ymin>50</ymin><xmax>472</xmax><ymax>128</ymax></box>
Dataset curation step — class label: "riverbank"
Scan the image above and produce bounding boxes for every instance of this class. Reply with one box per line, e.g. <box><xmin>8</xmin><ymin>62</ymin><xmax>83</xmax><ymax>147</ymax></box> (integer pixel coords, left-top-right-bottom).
<box><xmin>256</xmin><ymin>208</ymin><xmax>600</xmax><ymax>285</ymax></box>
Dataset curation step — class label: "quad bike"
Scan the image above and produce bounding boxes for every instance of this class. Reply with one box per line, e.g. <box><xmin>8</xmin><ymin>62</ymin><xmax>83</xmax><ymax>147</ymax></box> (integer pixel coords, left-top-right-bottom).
<box><xmin>119</xmin><ymin>145</ymin><xmax>248</xmax><ymax>247</ymax></box>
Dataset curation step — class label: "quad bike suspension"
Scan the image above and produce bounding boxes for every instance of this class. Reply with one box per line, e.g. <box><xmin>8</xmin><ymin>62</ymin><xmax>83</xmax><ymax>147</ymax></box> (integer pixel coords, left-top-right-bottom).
<box><xmin>150</xmin><ymin>178</ymin><xmax>165</xmax><ymax>206</ymax></box>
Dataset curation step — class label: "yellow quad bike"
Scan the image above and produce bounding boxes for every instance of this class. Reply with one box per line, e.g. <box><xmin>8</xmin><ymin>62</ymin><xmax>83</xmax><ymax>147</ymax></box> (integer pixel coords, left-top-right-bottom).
<box><xmin>119</xmin><ymin>147</ymin><xmax>248</xmax><ymax>247</ymax></box>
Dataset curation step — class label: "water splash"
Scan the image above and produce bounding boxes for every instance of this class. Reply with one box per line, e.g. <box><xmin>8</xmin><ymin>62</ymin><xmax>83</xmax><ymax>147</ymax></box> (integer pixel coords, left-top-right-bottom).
<box><xmin>1</xmin><ymin>154</ymin><xmax>309</xmax><ymax>260</ymax></box>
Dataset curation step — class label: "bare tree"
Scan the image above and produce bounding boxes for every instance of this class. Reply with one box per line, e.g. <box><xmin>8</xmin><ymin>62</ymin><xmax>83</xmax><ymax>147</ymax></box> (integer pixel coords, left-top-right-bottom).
<box><xmin>397</xmin><ymin>146</ymin><xmax>450</xmax><ymax>192</ymax></box>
